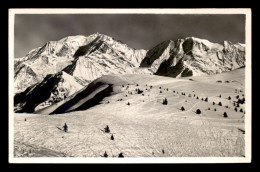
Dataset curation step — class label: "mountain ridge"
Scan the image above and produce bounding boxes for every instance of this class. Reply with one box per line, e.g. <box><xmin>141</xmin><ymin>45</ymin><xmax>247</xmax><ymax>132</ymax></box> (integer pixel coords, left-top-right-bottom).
<box><xmin>14</xmin><ymin>33</ymin><xmax>245</xmax><ymax>113</ymax></box>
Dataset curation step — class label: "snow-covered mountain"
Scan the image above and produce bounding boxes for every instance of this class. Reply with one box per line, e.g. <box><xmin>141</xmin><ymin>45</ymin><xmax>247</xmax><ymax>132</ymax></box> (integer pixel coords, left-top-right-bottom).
<box><xmin>14</xmin><ymin>71</ymin><xmax>84</xmax><ymax>113</ymax></box>
<box><xmin>140</xmin><ymin>37</ymin><xmax>245</xmax><ymax>77</ymax></box>
<box><xmin>14</xmin><ymin>33</ymin><xmax>245</xmax><ymax>113</ymax></box>
<box><xmin>14</xmin><ymin>33</ymin><xmax>148</xmax><ymax>93</ymax></box>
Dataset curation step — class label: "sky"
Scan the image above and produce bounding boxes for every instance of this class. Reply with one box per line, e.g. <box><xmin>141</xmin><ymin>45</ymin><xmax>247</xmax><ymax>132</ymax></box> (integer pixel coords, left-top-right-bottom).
<box><xmin>14</xmin><ymin>14</ymin><xmax>245</xmax><ymax>58</ymax></box>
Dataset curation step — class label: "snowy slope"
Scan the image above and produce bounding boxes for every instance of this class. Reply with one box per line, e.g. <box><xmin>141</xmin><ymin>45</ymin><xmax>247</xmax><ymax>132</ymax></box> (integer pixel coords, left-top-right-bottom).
<box><xmin>14</xmin><ymin>71</ymin><xmax>84</xmax><ymax>113</ymax></box>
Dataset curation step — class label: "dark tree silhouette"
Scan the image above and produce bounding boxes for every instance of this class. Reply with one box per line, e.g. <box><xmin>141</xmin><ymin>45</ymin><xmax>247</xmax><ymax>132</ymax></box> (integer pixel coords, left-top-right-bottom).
<box><xmin>173</xmin><ymin>90</ymin><xmax>175</xmax><ymax>93</ymax></box>
<box><xmin>104</xmin><ymin>125</ymin><xmax>110</xmax><ymax>133</ymax></box>
<box><xmin>208</xmin><ymin>108</ymin><xmax>210</xmax><ymax>110</ymax></box>
<box><xmin>197</xmin><ymin>96</ymin><xmax>199</xmax><ymax>99</ymax></box>
<box><xmin>136</xmin><ymin>84</ymin><xmax>139</xmax><ymax>86</ymax></box>
<box><xmin>214</xmin><ymin>108</ymin><xmax>217</xmax><ymax>111</ymax></box>
<box><xmin>228</xmin><ymin>96</ymin><xmax>231</xmax><ymax>100</ymax></box>
<box><xmin>235</xmin><ymin>107</ymin><xmax>238</xmax><ymax>112</ymax></box>
<box><xmin>162</xmin><ymin>98</ymin><xmax>168</xmax><ymax>105</ymax></box>
<box><xmin>218</xmin><ymin>102</ymin><xmax>222</xmax><ymax>106</ymax></box>
<box><xmin>127</xmin><ymin>102</ymin><xmax>130</xmax><ymax>105</ymax></box>
<box><xmin>162</xmin><ymin>149</ymin><xmax>165</xmax><ymax>154</ymax></box>
<box><xmin>24</xmin><ymin>118</ymin><xmax>27</xmax><ymax>121</ymax></box>
<box><xmin>63</xmin><ymin>123</ymin><xmax>68</xmax><ymax>132</ymax></box>
<box><xmin>150</xmin><ymin>86</ymin><xmax>153</xmax><ymax>89</ymax></box>
<box><xmin>103</xmin><ymin>151</ymin><xmax>108</xmax><ymax>157</ymax></box>
<box><xmin>111</xmin><ymin>134</ymin><xmax>114</xmax><ymax>140</ymax></box>
<box><xmin>159</xmin><ymin>87</ymin><xmax>161</xmax><ymax>89</ymax></box>
<box><xmin>205</xmin><ymin>97</ymin><xmax>208</xmax><ymax>102</ymax></box>
<box><xmin>236</xmin><ymin>95</ymin><xmax>239</xmax><ymax>99</ymax></box>
<box><xmin>201</xmin><ymin>98</ymin><xmax>204</xmax><ymax>101</ymax></box>
<box><xmin>237</xmin><ymin>103</ymin><xmax>240</xmax><ymax>107</ymax></box>
<box><xmin>118</xmin><ymin>152</ymin><xmax>124</xmax><ymax>158</ymax></box>
<box><xmin>219</xmin><ymin>94</ymin><xmax>221</xmax><ymax>98</ymax></box>
<box><xmin>160</xmin><ymin>90</ymin><xmax>162</xmax><ymax>93</ymax></box>
<box><xmin>240</xmin><ymin>108</ymin><xmax>243</xmax><ymax>113</ymax></box>
<box><xmin>196</xmin><ymin>109</ymin><xmax>201</xmax><ymax>114</ymax></box>
<box><xmin>137</xmin><ymin>88</ymin><xmax>143</xmax><ymax>94</ymax></box>
<box><xmin>213</xmin><ymin>102</ymin><xmax>215</xmax><ymax>105</ymax></box>
<box><xmin>122</xmin><ymin>85</ymin><xmax>124</xmax><ymax>87</ymax></box>
<box><xmin>181</xmin><ymin>106</ymin><xmax>185</xmax><ymax>111</ymax></box>
<box><xmin>223</xmin><ymin>112</ymin><xmax>228</xmax><ymax>118</ymax></box>
<box><xmin>107</xmin><ymin>101</ymin><xmax>110</xmax><ymax>104</ymax></box>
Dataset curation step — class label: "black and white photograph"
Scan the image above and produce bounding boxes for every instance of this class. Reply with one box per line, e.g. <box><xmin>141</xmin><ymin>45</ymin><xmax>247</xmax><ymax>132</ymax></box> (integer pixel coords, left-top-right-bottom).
<box><xmin>8</xmin><ymin>8</ymin><xmax>251</xmax><ymax>163</ymax></box>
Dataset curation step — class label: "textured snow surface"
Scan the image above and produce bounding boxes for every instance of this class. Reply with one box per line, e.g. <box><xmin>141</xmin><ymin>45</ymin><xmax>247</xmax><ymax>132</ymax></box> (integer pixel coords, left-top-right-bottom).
<box><xmin>14</xmin><ymin>69</ymin><xmax>245</xmax><ymax>157</ymax></box>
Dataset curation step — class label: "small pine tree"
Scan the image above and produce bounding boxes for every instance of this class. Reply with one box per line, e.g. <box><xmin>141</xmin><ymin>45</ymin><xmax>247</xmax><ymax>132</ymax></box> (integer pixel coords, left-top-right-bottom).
<box><xmin>173</xmin><ymin>90</ymin><xmax>175</xmax><ymax>93</ymax></box>
<box><xmin>127</xmin><ymin>102</ymin><xmax>130</xmax><ymax>105</ymax></box>
<box><xmin>24</xmin><ymin>118</ymin><xmax>27</xmax><ymax>121</ymax></box>
<box><xmin>240</xmin><ymin>108</ymin><xmax>243</xmax><ymax>113</ymax></box>
<box><xmin>214</xmin><ymin>108</ymin><xmax>217</xmax><ymax>111</ymax></box>
<box><xmin>118</xmin><ymin>152</ymin><xmax>124</xmax><ymax>158</ymax></box>
<box><xmin>196</xmin><ymin>109</ymin><xmax>201</xmax><ymax>114</ymax></box>
<box><xmin>218</xmin><ymin>102</ymin><xmax>222</xmax><ymax>106</ymax></box>
<box><xmin>104</xmin><ymin>125</ymin><xmax>110</xmax><ymax>133</ymax></box>
<box><xmin>213</xmin><ymin>102</ymin><xmax>215</xmax><ymax>105</ymax></box>
<box><xmin>162</xmin><ymin>98</ymin><xmax>168</xmax><ymax>105</ymax></box>
<box><xmin>150</xmin><ymin>86</ymin><xmax>153</xmax><ymax>89</ymax></box>
<box><xmin>103</xmin><ymin>151</ymin><xmax>108</xmax><ymax>158</ymax></box>
<box><xmin>122</xmin><ymin>85</ymin><xmax>124</xmax><ymax>87</ymax></box>
<box><xmin>219</xmin><ymin>94</ymin><xmax>221</xmax><ymax>98</ymax></box>
<box><xmin>63</xmin><ymin>123</ymin><xmax>68</xmax><ymax>132</ymax></box>
<box><xmin>160</xmin><ymin>90</ymin><xmax>162</xmax><ymax>93</ymax></box>
<box><xmin>228</xmin><ymin>96</ymin><xmax>231</xmax><ymax>100</ymax></box>
<box><xmin>159</xmin><ymin>87</ymin><xmax>161</xmax><ymax>89</ymax></box>
<box><xmin>181</xmin><ymin>106</ymin><xmax>185</xmax><ymax>111</ymax></box>
<box><xmin>208</xmin><ymin>108</ymin><xmax>210</xmax><ymax>110</ymax></box>
<box><xmin>237</xmin><ymin>103</ymin><xmax>240</xmax><ymax>107</ymax></box>
<box><xmin>136</xmin><ymin>84</ymin><xmax>139</xmax><ymax>86</ymax></box>
<box><xmin>205</xmin><ymin>97</ymin><xmax>208</xmax><ymax>102</ymax></box>
<box><xmin>223</xmin><ymin>112</ymin><xmax>228</xmax><ymax>118</ymax></box>
<box><xmin>236</xmin><ymin>95</ymin><xmax>239</xmax><ymax>99</ymax></box>
<box><xmin>197</xmin><ymin>96</ymin><xmax>199</xmax><ymax>99</ymax></box>
<box><xmin>111</xmin><ymin>134</ymin><xmax>114</xmax><ymax>140</ymax></box>
<box><xmin>235</xmin><ymin>107</ymin><xmax>237</xmax><ymax>112</ymax></box>
<box><xmin>162</xmin><ymin>149</ymin><xmax>165</xmax><ymax>154</ymax></box>
<box><xmin>201</xmin><ymin>98</ymin><xmax>204</xmax><ymax>101</ymax></box>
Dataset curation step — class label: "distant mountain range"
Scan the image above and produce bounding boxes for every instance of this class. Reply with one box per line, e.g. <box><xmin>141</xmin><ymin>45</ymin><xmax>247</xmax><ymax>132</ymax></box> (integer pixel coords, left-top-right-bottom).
<box><xmin>14</xmin><ymin>33</ymin><xmax>245</xmax><ymax>113</ymax></box>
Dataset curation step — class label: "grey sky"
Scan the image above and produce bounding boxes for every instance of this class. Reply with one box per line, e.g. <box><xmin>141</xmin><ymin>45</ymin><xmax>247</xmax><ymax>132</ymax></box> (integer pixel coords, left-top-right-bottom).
<box><xmin>14</xmin><ymin>14</ymin><xmax>245</xmax><ymax>58</ymax></box>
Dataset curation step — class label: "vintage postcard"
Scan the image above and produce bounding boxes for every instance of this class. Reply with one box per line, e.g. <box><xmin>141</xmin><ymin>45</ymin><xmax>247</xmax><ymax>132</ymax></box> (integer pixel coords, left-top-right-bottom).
<box><xmin>8</xmin><ymin>8</ymin><xmax>251</xmax><ymax>163</ymax></box>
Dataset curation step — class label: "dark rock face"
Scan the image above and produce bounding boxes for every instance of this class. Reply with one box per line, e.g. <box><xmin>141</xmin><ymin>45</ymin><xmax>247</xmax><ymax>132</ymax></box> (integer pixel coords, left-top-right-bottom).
<box><xmin>141</xmin><ymin>37</ymin><xmax>245</xmax><ymax>78</ymax></box>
